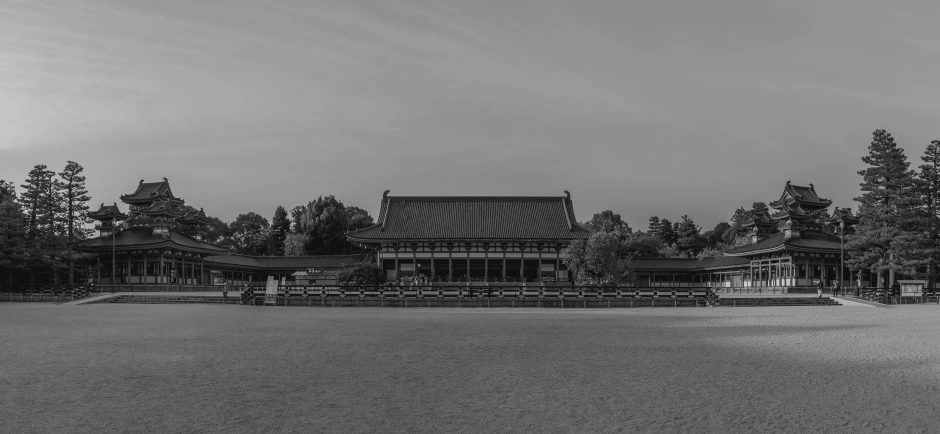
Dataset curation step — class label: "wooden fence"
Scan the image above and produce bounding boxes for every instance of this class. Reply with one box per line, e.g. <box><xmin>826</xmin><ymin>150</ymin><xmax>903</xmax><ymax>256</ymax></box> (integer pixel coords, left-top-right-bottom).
<box><xmin>0</xmin><ymin>284</ymin><xmax>93</xmax><ymax>302</ymax></box>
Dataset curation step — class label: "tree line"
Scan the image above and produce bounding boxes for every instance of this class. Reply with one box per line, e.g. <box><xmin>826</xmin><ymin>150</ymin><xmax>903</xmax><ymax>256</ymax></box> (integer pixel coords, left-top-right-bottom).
<box><xmin>1</xmin><ymin>162</ymin><xmax>93</xmax><ymax>285</ymax></box>
<box><xmin>222</xmin><ymin>197</ymin><xmax>374</xmax><ymax>256</ymax></box>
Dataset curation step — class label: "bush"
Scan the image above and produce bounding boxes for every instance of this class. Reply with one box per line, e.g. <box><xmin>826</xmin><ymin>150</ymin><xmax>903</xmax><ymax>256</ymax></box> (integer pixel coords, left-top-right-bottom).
<box><xmin>337</xmin><ymin>262</ymin><xmax>385</xmax><ymax>285</ymax></box>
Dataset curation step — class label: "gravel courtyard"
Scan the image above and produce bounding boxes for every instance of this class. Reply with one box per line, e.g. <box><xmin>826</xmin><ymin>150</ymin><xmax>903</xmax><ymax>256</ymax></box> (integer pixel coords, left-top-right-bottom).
<box><xmin>2</xmin><ymin>304</ymin><xmax>940</xmax><ymax>433</ymax></box>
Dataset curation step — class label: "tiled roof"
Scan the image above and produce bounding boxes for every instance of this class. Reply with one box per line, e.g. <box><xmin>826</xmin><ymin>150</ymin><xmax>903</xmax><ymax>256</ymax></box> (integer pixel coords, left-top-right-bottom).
<box><xmin>828</xmin><ymin>207</ymin><xmax>860</xmax><ymax>225</ymax></box>
<box><xmin>120</xmin><ymin>178</ymin><xmax>183</xmax><ymax>204</ymax></box>
<box><xmin>632</xmin><ymin>256</ymin><xmax>750</xmax><ymax>271</ymax></box>
<box><xmin>724</xmin><ymin>230</ymin><xmax>842</xmax><ymax>256</ymax></box>
<box><xmin>179</xmin><ymin>208</ymin><xmax>209</xmax><ymax>224</ymax></box>
<box><xmin>769</xmin><ymin>181</ymin><xmax>832</xmax><ymax>209</ymax></box>
<box><xmin>80</xmin><ymin>226</ymin><xmax>228</xmax><ymax>253</ymax></box>
<box><xmin>204</xmin><ymin>254</ymin><xmax>370</xmax><ymax>269</ymax></box>
<box><xmin>137</xmin><ymin>199</ymin><xmax>184</xmax><ymax>217</ymax></box>
<box><xmin>88</xmin><ymin>203</ymin><xmax>127</xmax><ymax>220</ymax></box>
<box><xmin>347</xmin><ymin>194</ymin><xmax>592</xmax><ymax>241</ymax></box>
<box><xmin>741</xmin><ymin>211</ymin><xmax>774</xmax><ymax>228</ymax></box>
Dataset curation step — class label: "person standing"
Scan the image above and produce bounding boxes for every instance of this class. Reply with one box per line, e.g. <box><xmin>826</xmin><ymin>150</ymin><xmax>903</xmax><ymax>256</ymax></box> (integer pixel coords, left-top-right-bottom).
<box><xmin>816</xmin><ymin>280</ymin><xmax>823</xmax><ymax>298</ymax></box>
<box><xmin>833</xmin><ymin>279</ymin><xmax>841</xmax><ymax>297</ymax></box>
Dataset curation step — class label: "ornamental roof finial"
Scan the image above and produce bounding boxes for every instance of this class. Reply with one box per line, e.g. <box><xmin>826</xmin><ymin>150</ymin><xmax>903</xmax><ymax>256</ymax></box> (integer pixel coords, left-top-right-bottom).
<box><xmin>809</xmin><ymin>183</ymin><xmax>814</xmax><ymax>190</ymax></box>
<box><xmin>139</xmin><ymin>179</ymin><xmax>144</xmax><ymax>185</ymax></box>
<box><xmin>163</xmin><ymin>177</ymin><xmax>168</xmax><ymax>183</ymax></box>
<box><xmin>564</xmin><ymin>190</ymin><xmax>571</xmax><ymax>200</ymax></box>
<box><xmin>383</xmin><ymin>190</ymin><xmax>390</xmax><ymax>199</ymax></box>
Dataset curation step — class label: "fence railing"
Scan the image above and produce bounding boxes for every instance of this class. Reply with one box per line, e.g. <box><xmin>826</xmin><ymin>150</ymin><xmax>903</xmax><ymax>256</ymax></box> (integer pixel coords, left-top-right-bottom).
<box><xmin>0</xmin><ymin>284</ymin><xmax>94</xmax><ymax>302</ymax></box>
<box><xmin>231</xmin><ymin>284</ymin><xmax>714</xmax><ymax>303</ymax></box>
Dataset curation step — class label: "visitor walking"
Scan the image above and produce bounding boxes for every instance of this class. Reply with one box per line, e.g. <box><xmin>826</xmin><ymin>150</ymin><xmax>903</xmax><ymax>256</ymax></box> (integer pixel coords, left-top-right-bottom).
<box><xmin>833</xmin><ymin>280</ymin><xmax>841</xmax><ymax>297</ymax></box>
<box><xmin>816</xmin><ymin>280</ymin><xmax>823</xmax><ymax>298</ymax></box>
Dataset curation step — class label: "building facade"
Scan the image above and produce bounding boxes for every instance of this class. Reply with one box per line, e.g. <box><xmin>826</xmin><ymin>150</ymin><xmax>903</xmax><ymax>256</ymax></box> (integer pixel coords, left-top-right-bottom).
<box><xmin>346</xmin><ymin>191</ymin><xmax>592</xmax><ymax>282</ymax></box>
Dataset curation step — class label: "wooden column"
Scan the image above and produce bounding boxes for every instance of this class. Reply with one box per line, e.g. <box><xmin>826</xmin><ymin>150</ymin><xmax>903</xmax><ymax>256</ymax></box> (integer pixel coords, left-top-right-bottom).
<box><xmin>502</xmin><ymin>258</ymin><xmax>507</xmax><ymax>281</ymax></box>
<box><xmin>484</xmin><ymin>246</ymin><xmax>488</xmax><ymax>282</ymax></box>
<box><xmin>520</xmin><ymin>244</ymin><xmax>525</xmax><ymax>280</ymax></box>
<box><xmin>143</xmin><ymin>254</ymin><xmax>148</xmax><ymax>285</ymax></box>
<box><xmin>805</xmin><ymin>257</ymin><xmax>810</xmax><ymax>287</ymax></box>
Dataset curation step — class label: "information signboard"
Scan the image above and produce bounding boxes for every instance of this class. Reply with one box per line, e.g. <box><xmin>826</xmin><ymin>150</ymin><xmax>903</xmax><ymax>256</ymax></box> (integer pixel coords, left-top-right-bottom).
<box><xmin>264</xmin><ymin>276</ymin><xmax>278</xmax><ymax>305</ymax></box>
<box><xmin>898</xmin><ymin>280</ymin><xmax>925</xmax><ymax>297</ymax></box>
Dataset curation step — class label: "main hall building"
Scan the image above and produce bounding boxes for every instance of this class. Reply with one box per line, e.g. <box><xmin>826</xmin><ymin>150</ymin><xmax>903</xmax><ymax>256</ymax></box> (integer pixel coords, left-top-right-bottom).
<box><xmin>346</xmin><ymin>191</ymin><xmax>591</xmax><ymax>282</ymax></box>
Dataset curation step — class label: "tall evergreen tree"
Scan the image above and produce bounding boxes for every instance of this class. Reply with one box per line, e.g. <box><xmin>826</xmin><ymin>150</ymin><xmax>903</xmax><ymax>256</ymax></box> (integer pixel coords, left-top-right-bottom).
<box><xmin>19</xmin><ymin>165</ymin><xmax>65</xmax><ymax>283</ymax></box>
<box><xmin>58</xmin><ymin>161</ymin><xmax>92</xmax><ymax>283</ymax></box>
<box><xmin>647</xmin><ymin>216</ymin><xmax>661</xmax><ymax>237</ymax></box>
<box><xmin>19</xmin><ymin>165</ymin><xmax>55</xmax><ymax>240</ymax></box>
<box><xmin>0</xmin><ymin>198</ymin><xmax>27</xmax><ymax>284</ymax></box>
<box><xmin>917</xmin><ymin>140</ymin><xmax>940</xmax><ymax>289</ymax></box>
<box><xmin>658</xmin><ymin>218</ymin><xmax>677</xmax><ymax>246</ymax></box>
<box><xmin>675</xmin><ymin>215</ymin><xmax>705</xmax><ymax>255</ymax></box>
<box><xmin>0</xmin><ymin>180</ymin><xmax>15</xmax><ymax>203</ymax></box>
<box><xmin>267</xmin><ymin>206</ymin><xmax>290</xmax><ymax>256</ymax></box>
<box><xmin>846</xmin><ymin>129</ymin><xmax>925</xmax><ymax>288</ymax></box>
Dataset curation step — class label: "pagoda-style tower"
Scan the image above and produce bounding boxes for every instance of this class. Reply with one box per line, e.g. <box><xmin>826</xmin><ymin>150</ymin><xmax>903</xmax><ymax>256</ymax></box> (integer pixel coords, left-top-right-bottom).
<box><xmin>827</xmin><ymin>207</ymin><xmax>861</xmax><ymax>234</ymax></box>
<box><xmin>178</xmin><ymin>208</ymin><xmax>212</xmax><ymax>241</ymax></box>
<box><xmin>768</xmin><ymin>181</ymin><xmax>832</xmax><ymax>235</ymax></box>
<box><xmin>740</xmin><ymin>210</ymin><xmax>776</xmax><ymax>240</ymax></box>
<box><xmin>87</xmin><ymin>203</ymin><xmax>128</xmax><ymax>237</ymax></box>
<box><xmin>120</xmin><ymin>178</ymin><xmax>186</xmax><ymax>236</ymax></box>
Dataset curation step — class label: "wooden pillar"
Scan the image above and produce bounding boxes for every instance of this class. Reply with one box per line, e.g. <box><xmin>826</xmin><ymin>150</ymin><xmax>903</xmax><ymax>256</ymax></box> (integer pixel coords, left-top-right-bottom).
<box><xmin>143</xmin><ymin>254</ymin><xmax>148</xmax><ymax>285</ymax></box>
<box><xmin>448</xmin><ymin>251</ymin><xmax>452</xmax><ymax>280</ymax></box>
<box><xmin>520</xmin><ymin>244</ymin><xmax>525</xmax><ymax>280</ymax></box>
<box><xmin>159</xmin><ymin>254</ymin><xmax>164</xmax><ymax>284</ymax></box>
<box><xmin>430</xmin><ymin>249</ymin><xmax>435</xmax><ymax>280</ymax></box>
<box><xmin>805</xmin><ymin>257</ymin><xmax>810</xmax><ymax>287</ymax></box>
<box><xmin>502</xmin><ymin>258</ymin><xmax>507</xmax><ymax>281</ymax></box>
<box><xmin>484</xmin><ymin>247</ymin><xmax>488</xmax><ymax>282</ymax></box>
<box><xmin>126</xmin><ymin>254</ymin><xmax>132</xmax><ymax>285</ymax></box>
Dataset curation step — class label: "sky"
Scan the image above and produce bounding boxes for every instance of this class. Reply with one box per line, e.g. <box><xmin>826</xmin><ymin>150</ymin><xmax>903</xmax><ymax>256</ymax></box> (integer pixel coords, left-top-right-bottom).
<box><xmin>3</xmin><ymin>0</ymin><xmax>940</xmax><ymax>232</ymax></box>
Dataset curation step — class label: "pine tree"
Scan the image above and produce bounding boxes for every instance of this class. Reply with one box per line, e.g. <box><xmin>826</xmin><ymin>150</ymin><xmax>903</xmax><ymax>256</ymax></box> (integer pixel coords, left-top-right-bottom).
<box><xmin>0</xmin><ymin>180</ymin><xmax>15</xmax><ymax>203</ymax></box>
<box><xmin>19</xmin><ymin>165</ymin><xmax>55</xmax><ymax>240</ymax></box>
<box><xmin>267</xmin><ymin>206</ymin><xmax>290</xmax><ymax>256</ymax></box>
<box><xmin>19</xmin><ymin>165</ymin><xmax>65</xmax><ymax>283</ymax></box>
<box><xmin>676</xmin><ymin>215</ymin><xmax>704</xmax><ymax>255</ymax></box>
<box><xmin>917</xmin><ymin>140</ymin><xmax>940</xmax><ymax>289</ymax></box>
<box><xmin>647</xmin><ymin>216</ymin><xmax>661</xmax><ymax>237</ymax></box>
<box><xmin>58</xmin><ymin>161</ymin><xmax>92</xmax><ymax>284</ymax></box>
<box><xmin>846</xmin><ymin>129</ymin><xmax>925</xmax><ymax>288</ymax></box>
<box><xmin>0</xmin><ymin>198</ymin><xmax>27</xmax><ymax>284</ymax></box>
<box><xmin>658</xmin><ymin>218</ymin><xmax>677</xmax><ymax>246</ymax></box>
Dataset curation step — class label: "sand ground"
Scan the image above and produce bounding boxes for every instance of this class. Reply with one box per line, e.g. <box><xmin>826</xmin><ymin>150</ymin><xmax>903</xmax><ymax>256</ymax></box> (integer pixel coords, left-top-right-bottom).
<box><xmin>2</xmin><ymin>304</ymin><xmax>939</xmax><ymax>433</ymax></box>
